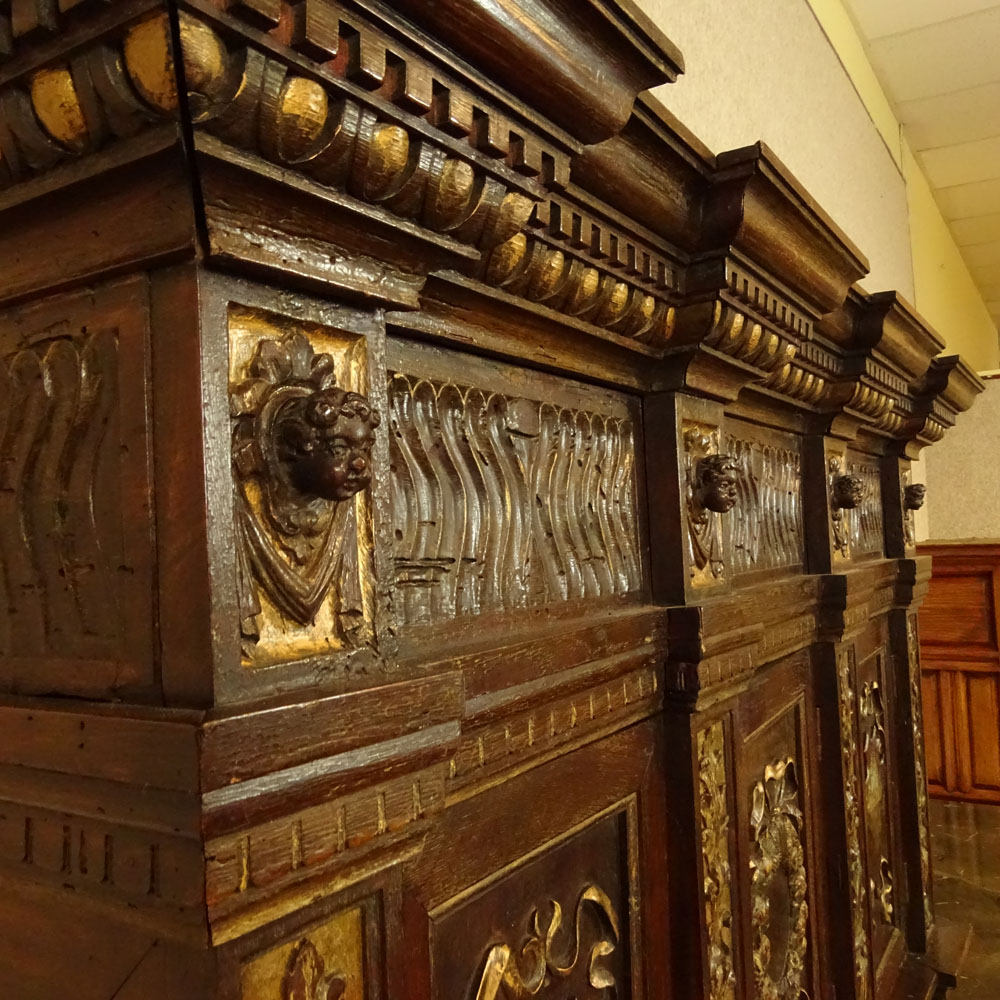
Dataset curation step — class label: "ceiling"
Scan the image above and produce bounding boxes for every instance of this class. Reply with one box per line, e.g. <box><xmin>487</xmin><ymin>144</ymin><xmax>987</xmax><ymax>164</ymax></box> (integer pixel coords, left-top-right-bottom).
<box><xmin>844</xmin><ymin>0</ymin><xmax>1000</xmax><ymax>330</ymax></box>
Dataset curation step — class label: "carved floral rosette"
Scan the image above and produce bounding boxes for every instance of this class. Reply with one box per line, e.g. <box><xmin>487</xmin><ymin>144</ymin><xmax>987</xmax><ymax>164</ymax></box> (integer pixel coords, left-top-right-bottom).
<box><xmin>749</xmin><ymin>758</ymin><xmax>809</xmax><ymax>1000</ymax></box>
<box><xmin>697</xmin><ymin>722</ymin><xmax>737</xmax><ymax>1000</ymax></box>
<box><xmin>836</xmin><ymin>651</ymin><xmax>871</xmax><ymax>1000</ymax></box>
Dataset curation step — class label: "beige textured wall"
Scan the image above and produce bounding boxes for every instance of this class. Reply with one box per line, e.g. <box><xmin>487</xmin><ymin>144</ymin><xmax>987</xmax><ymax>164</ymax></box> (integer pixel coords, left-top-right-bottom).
<box><xmin>634</xmin><ymin>0</ymin><xmax>915</xmax><ymax>296</ymax></box>
<box><xmin>922</xmin><ymin>379</ymin><xmax>1000</xmax><ymax>540</ymax></box>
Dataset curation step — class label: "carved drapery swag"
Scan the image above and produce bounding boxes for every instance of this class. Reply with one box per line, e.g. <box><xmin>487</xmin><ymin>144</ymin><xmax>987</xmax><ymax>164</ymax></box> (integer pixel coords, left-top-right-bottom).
<box><xmin>231</xmin><ymin>333</ymin><xmax>379</xmax><ymax>656</ymax></box>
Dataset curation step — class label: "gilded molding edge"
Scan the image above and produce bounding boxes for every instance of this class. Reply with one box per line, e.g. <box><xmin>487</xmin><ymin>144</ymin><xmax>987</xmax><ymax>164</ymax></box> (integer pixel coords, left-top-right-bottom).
<box><xmin>907</xmin><ymin>614</ymin><xmax>934</xmax><ymax>931</ymax></box>
<box><xmin>472</xmin><ymin>884</ymin><xmax>620</xmax><ymax>999</ymax></box>
<box><xmin>750</xmin><ymin>757</ymin><xmax>810</xmax><ymax>1000</ymax></box>
<box><xmin>837</xmin><ymin>650</ymin><xmax>872</xmax><ymax>1000</ymax></box>
<box><xmin>697</xmin><ymin>721</ymin><xmax>737</xmax><ymax>1000</ymax></box>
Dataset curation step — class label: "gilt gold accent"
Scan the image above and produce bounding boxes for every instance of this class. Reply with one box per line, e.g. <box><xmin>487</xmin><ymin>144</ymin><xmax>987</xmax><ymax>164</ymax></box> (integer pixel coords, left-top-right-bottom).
<box><xmin>907</xmin><ymin>615</ymin><xmax>934</xmax><ymax>931</ymax></box>
<box><xmin>364</xmin><ymin>123</ymin><xmax>410</xmax><ymax>198</ymax></box>
<box><xmin>122</xmin><ymin>13</ymin><xmax>179</xmax><ymax>112</ymax></box>
<box><xmin>837</xmin><ymin>650</ymin><xmax>871</xmax><ymax>1000</ymax></box>
<box><xmin>30</xmin><ymin>68</ymin><xmax>88</xmax><ymax>151</ymax></box>
<box><xmin>277</xmin><ymin>77</ymin><xmax>329</xmax><ymax>162</ymax></box>
<box><xmin>750</xmin><ymin>758</ymin><xmax>810</xmax><ymax>1000</ymax></box>
<box><xmin>240</xmin><ymin>906</ymin><xmax>363</xmax><ymax>1000</ymax></box>
<box><xmin>473</xmin><ymin>884</ymin><xmax>619</xmax><ymax>1000</ymax></box>
<box><xmin>698</xmin><ymin>722</ymin><xmax>737</xmax><ymax>1000</ymax></box>
<box><xmin>684</xmin><ymin>424</ymin><xmax>737</xmax><ymax>587</ymax></box>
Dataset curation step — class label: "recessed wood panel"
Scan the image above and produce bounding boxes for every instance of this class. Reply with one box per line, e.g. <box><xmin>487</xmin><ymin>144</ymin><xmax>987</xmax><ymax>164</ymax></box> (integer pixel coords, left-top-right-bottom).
<box><xmin>922</xmin><ymin>669</ymin><xmax>945</xmax><ymax>789</ymax></box>
<box><xmin>967</xmin><ymin>672</ymin><xmax>1000</xmax><ymax>790</ymax></box>
<box><xmin>921</xmin><ymin>572</ymin><xmax>995</xmax><ymax>648</ymax></box>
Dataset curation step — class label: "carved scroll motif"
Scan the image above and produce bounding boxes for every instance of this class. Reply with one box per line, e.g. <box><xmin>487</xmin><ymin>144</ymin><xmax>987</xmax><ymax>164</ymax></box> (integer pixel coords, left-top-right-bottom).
<box><xmin>473</xmin><ymin>885</ymin><xmax>620</xmax><ymax>1000</ymax></box>
<box><xmin>388</xmin><ymin>373</ymin><xmax>641</xmax><ymax>625</ymax></box>
<box><xmin>907</xmin><ymin>615</ymin><xmax>934</xmax><ymax>931</ymax></box>
<box><xmin>697</xmin><ymin>722</ymin><xmax>737</xmax><ymax>1000</ymax></box>
<box><xmin>684</xmin><ymin>424</ymin><xmax>736</xmax><ymax>588</ymax></box>
<box><xmin>0</xmin><ymin>330</ymin><xmax>123</xmax><ymax>658</ymax></box>
<box><xmin>723</xmin><ymin>433</ymin><xmax>803</xmax><ymax>577</ymax></box>
<box><xmin>230</xmin><ymin>318</ymin><xmax>377</xmax><ymax>664</ymax></box>
<box><xmin>283</xmin><ymin>939</ymin><xmax>347</xmax><ymax>1000</ymax></box>
<box><xmin>836</xmin><ymin>651</ymin><xmax>871</xmax><ymax>1000</ymax></box>
<box><xmin>750</xmin><ymin>758</ymin><xmax>810</xmax><ymax>1000</ymax></box>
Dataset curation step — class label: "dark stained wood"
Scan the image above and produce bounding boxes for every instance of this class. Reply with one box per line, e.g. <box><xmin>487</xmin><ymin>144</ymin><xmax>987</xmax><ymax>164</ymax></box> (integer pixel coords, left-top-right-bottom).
<box><xmin>0</xmin><ymin>0</ymin><xmax>983</xmax><ymax>996</ymax></box>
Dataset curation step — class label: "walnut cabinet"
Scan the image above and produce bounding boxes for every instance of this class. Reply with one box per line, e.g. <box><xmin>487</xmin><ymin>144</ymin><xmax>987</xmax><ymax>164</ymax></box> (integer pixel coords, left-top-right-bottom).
<box><xmin>0</xmin><ymin>2</ymin><xmax>980</xmax><ymax>998</ymax></box>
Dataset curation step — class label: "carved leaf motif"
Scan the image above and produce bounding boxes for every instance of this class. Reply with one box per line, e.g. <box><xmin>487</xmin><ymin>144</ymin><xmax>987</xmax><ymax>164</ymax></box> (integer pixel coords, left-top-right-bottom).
<box><xmin>907</xmin><ymin>615</ymin><xmax>934</xmax><ymax>931</ymax></box>
<box><xmin>283</xmin><ymin>938</ymin><xmax>347</xmax><ymax>1000</ymax></box>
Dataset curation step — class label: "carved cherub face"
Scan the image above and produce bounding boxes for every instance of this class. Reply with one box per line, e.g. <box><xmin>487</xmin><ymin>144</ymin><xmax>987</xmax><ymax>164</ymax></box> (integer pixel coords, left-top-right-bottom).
<box><xmin>833</xmin><ymin>474</ymin><xmax>865</xmax><ymax>510</ymax></box>
<box><xmin>696</xmin><ymin>455</ymin><xmax>739</xmax><ymax>514</ymax></box>
<box><xmin>278</xmin><ymin>388</ymin><xmax>381</xmax><ymax>502</ymax></box>
<box><xmin>904</xmin><ymin>483</ymin><xmax>926</xmax><ymax>511</ymax></box>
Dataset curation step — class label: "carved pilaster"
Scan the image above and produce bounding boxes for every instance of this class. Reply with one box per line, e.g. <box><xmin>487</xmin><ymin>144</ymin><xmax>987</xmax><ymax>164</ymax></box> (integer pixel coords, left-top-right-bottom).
<box><xmin>697</xmin><ymin>721</ymin><xmax>737</xmax><ymax>1000</ymax></box>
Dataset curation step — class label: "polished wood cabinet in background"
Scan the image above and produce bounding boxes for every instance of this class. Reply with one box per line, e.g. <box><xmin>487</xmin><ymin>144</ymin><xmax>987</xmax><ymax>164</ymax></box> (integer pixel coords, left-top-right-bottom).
<box><xmin>0</xmin><ymin>1</ymin><xmax>981</xmax><ymax>998</ymax></box>
<box><xmin>919</xmin><ymin>543</ymin><xmax>1000</xmax><ymax>803</ymax></box>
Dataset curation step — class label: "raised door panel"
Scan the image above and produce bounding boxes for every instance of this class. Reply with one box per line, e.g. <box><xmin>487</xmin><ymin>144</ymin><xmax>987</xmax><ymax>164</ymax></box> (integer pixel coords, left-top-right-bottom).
<box><xmin>921</xmin><ymin>669</ymin><xmax>946</xmax><ymax>793</ymax></box>
<box><xmin>967</xmin><ymin>672</ymin><xmax>1000</xmax><ymax>794</ymax></box>
<box><xmin>400</xmin><ymin>720</ymin><xmax>669</xmax><ymax>1000</ymax></box>
<box><xmin>733</xmin><ymin>652</ymin><xmax>822</xmax><ymax>1000</ymax></box>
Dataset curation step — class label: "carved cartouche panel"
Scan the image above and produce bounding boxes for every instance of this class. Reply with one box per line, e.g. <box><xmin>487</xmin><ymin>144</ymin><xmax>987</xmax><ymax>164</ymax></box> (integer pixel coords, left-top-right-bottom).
<box><xmin>0</xmin><ymin>278</ymin><xmax>154</xmax><ymax>696</ymax></box>
<box><xmin>749</xmin><ymin>758</ymin><xmax>810</xmax><ymax>1000</ymax></box>
<box><xmin>684</xmin><ymin>423</ymin><xmax>736</xmax><ymax>588</ymax></box>
<box><xmin>698</xmin><ymin>722</ymin><xmax>737</xmax><ymax>1000</ymax></box>
<box><xmin>239</xmin><ymin>905</ymin><xmax>364</xmax><ymax>1000</ymax></box>
<box><xmin>431</xmin><ymin>810</ymin><xmax>633</xmax><ymax>999</ymax></box>
<box><xmin>836</xmin><ymin>650</ymin><xmax>872</xmax><ymax>1000</ymax></box>
<box><xmin>388</xmin><ymin>364</ymin><xmax>642</xmax><ymax>626</ymax></box>
<box><xmin>907</xmin><ymin>615</ymin><xmax>934</xmax><ymax>931</ymax></box>
<box><xmin>230</xmin><ymin>307</ymin><xmax>378</xmax><ymax>666</ymax></box>
<box><xmin>724</xmin><ymin>426</ymin><xmax>803</xmax><ymax>578</ymax></box>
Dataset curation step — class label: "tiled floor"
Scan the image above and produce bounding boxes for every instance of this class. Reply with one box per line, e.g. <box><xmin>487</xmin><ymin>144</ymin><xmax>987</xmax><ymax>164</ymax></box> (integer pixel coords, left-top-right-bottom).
<box><xmin>930</xmin><ymin>798</ymin><xmax>1000</xmax><ymax>999</ymax></box>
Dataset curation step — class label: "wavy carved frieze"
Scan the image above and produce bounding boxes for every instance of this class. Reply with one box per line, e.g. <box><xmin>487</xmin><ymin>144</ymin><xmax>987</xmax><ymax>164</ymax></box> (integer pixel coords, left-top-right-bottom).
<box><xmin>724</xmin><ymin>431</ymin><xmax>803</xmax><ymax>578</ymax></box>
<box><xmin>388</xmin><ymin>371</ymin><xmax>642</xmax><ymax>626</ymax></box>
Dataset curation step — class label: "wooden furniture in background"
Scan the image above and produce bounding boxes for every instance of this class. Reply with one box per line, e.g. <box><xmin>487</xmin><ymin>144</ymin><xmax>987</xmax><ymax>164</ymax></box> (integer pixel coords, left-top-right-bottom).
<box><xmin>918</xmin><ymin>542</ymin><xmax>1000</xmax><ymax>803</ymax></box>
<box><xmin>0</xmin><ymin>1</ymin><xmax>981</xmax><ymax>998</ymax></box>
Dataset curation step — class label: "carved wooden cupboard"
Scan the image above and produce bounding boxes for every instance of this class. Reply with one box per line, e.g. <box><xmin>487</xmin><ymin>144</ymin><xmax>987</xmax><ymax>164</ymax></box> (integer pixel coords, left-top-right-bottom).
<box><xmin>0</xmin><ymin>1</ymin><xmax>981</xmax><ymax>998</ymax></box>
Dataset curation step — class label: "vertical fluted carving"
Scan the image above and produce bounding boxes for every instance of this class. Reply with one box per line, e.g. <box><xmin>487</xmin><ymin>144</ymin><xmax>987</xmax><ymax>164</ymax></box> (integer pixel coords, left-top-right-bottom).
<box><xmin>388</xmin><ymin>373</ymin><xmax>641</xmax><ymax>625</ymax></box>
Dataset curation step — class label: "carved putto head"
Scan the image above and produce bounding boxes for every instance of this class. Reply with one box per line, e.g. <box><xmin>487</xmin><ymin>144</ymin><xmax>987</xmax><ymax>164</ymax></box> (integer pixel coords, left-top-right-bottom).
<box><xmin>231</xmin><ymin>332</ymin><xmax>380</xmax><ymax>536</ymax></box>
<box><xmin>904</xmin><ymin>483</ymin><xmax>926</xmax><ymax>511</ymax></box>
<box><xmin>276</xmin><ymin>386</ymin><xmax>380</xmax><ymax>502</ymax></box>
<box><xmin>694</xmin><ymin>454</ymin><xmax>739</xmax><ymax>514</ymax></box>
<box><xmin>832</xmin><ymin>474</ymin><xmax>865</xmax><ymax>510</ymax></box>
